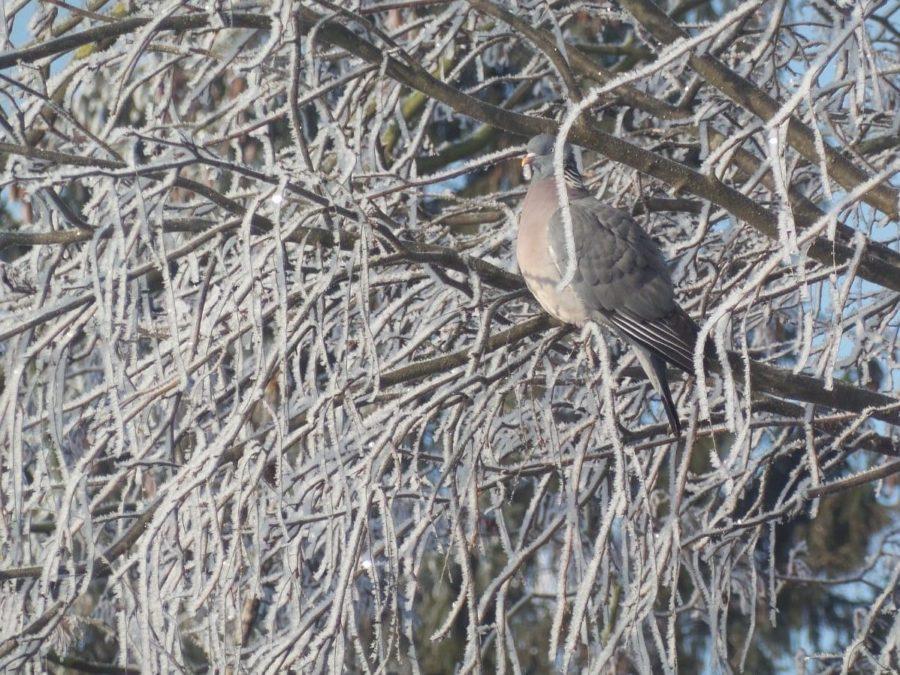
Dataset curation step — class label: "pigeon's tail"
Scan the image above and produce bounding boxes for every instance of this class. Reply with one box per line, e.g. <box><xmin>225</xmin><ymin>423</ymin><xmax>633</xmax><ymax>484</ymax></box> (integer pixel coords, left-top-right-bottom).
<box><xmin>631</xmin><ymin>345</ymin><xmax>682</xmax><ymax>436</ymax></box>
<box><xmin>607</xmin><ymin>305</ymin><xmax>714</xmax><ymax>376</ymax></box>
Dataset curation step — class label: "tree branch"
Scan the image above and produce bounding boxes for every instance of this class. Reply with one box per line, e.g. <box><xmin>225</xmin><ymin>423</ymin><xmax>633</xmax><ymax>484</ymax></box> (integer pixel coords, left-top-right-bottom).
<box><xmin>619</xmin><ymin>0</ymin><xmax>899</xmax><ymax>220</ymax></box>
<box><xmin>467</xmin><ymin>0</ymin><xmax>688</xmax><ymax>120</ymax></box>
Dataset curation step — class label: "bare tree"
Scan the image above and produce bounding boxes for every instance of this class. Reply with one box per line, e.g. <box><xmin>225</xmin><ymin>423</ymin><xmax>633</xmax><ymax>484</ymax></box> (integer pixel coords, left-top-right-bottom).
<box><xmin>1</xmin><ymin>0</ymin><xmax>898</xmax><ymax>671</ymax></box>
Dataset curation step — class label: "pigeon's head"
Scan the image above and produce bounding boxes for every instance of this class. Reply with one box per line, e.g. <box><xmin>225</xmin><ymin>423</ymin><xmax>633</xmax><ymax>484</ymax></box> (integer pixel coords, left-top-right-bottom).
<box><xmin>521</xmin><ymin>133</ymin><xmax>579</xmax><ymax>182</ymax></box>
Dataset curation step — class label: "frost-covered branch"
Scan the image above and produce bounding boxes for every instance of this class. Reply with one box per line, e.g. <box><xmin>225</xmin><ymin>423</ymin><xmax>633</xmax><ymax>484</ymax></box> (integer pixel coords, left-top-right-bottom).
<box><xmin>2</xmin><ymin>1</ymin><xmax>898</xmax><ymax>671</ymax></box>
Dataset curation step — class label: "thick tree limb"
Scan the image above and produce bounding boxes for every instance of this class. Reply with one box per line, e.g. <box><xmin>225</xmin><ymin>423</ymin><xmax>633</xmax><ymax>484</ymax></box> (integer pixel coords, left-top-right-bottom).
<box><xmin>379</xmin><ymin>312</ymin><xmax>900</xmax><ymax>425</ymax></box>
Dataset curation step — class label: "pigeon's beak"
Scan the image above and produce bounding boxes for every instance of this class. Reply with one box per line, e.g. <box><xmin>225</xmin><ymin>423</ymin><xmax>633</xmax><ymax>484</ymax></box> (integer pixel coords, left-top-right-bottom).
<box><xmin>521</xmin><ymin>152</ymin><xmax>535</xmax><ymax>168</ymax></box>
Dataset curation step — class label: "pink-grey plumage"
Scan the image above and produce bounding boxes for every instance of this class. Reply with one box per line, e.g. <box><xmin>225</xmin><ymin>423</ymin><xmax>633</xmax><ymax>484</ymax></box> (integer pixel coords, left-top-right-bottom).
<box><xmin>517</xmin><ymin>134</ymin><xmax>705</xmax><ymax>435</ymax></box>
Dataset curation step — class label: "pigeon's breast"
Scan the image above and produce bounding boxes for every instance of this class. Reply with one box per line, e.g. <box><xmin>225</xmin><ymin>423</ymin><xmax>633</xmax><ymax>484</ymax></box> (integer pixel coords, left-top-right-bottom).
<box><xmin>517</xmin><ymin>179</ymin><xmax>590</xmax><ymax>326</ymax></box>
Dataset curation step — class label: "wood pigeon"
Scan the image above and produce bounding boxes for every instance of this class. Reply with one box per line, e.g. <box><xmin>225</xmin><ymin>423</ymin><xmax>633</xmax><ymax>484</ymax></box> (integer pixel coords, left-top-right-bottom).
<box><xmin>517</xmin><ymin>133</ymin><xmax>705</xmax><ymax>435</ymax></box>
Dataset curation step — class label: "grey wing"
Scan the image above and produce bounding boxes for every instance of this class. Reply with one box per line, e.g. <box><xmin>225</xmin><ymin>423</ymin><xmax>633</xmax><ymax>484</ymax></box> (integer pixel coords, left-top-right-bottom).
<box><xmin>547</xmin><ymin>200</ymin><xmax>699</xmax><ymax>372</ymax></box>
